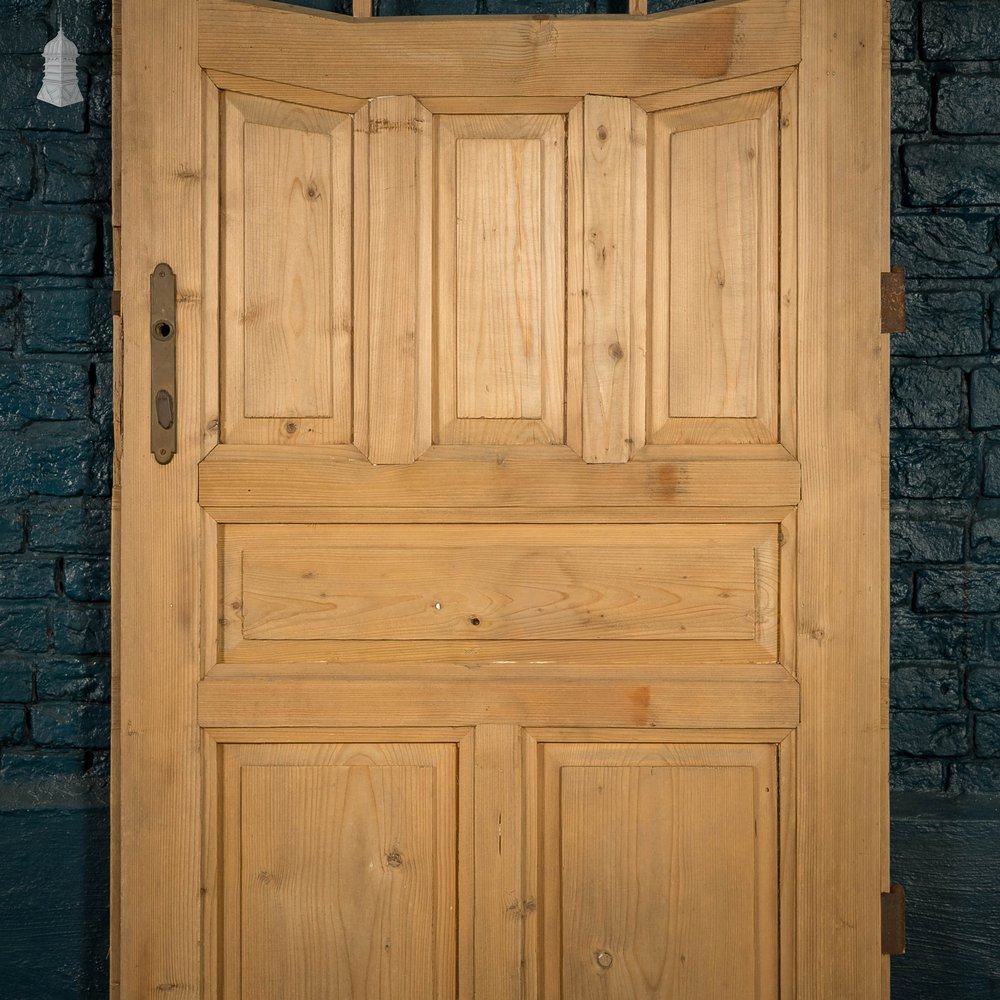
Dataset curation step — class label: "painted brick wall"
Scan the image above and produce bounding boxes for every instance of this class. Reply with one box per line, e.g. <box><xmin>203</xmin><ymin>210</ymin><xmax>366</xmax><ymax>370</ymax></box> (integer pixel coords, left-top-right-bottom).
<box><xmin>890</xmin><ymin>0</ymin><xmax>1000</xmax><ymax>797</ymax></box>
<box><xmin>0</xmin><ymin>1</ymin><xmax>112</xmax><ymax>997</ymax></box>
<box><xmin>888</xmin><ymin>4</ymin><xmax>1000</xmax><ymax>995</ymax></box>
<box><xmin>1</xmin><ymin>0</ymin><xmax>998</xmax><ymax>997</ymax></box>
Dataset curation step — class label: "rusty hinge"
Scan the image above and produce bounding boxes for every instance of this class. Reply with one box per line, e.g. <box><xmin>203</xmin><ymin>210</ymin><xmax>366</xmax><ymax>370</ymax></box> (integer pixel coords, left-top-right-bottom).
<box><xmin>881</xmin><ymin>883</ymin><xmax>906</xmax><ymax>956</ymax></box>
<box><xmin>881</xmin><ymin>266</ymin><xmax>907</xmax><ymax>334</ymax></box>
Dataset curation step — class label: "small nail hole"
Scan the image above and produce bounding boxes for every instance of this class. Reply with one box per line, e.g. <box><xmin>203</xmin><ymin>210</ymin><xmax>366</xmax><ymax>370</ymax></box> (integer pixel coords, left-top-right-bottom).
<box><xmin>469</xmin><ymin>616</ymin><xmax>480</xmax><ymax>626</ymax></box>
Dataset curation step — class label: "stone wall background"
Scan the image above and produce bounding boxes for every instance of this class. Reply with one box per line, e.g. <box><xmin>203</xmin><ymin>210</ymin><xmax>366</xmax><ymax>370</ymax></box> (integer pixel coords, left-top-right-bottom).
<box><xmin>0</xmin><ymin>0</ymin><xmax>998</xmax><ymax>996</ymax></box>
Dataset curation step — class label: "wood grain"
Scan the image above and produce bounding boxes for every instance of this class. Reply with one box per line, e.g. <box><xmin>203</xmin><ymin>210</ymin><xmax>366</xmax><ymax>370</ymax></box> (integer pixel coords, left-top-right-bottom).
<box><xmin>230</xmin><ymin>523</ymin><xmax>774</xmax><ymax>642</ymax></box>
<box><xmin>578</xmin><ymin>96</ymin><xmax>646</xmax><ymax>462</ymax></box>
<box><xmin>649</xmin><ymin>91</ymin><xmax>780</xmax><ymax>444</ymax></box>
<box><xmin>197</xmin><ymin>676</ymin><xmax>800</xmax><ymax>730</ymax></box>
<box><xmin>198</xmin><ymin>0</ymin><xmax>802</xmax><ymax>99</ymax></box>
<box><xmin>542</xmin><ymin>743</ymin><xmax>777</xmax><ymax>999</ymax></box>
<box><xmin>199</xmin><ymin>445</ymin><xmax>803</xmax><ymax>508</ymax></box>
<box><xmin>436</xmin><ymin>115</ymin><xmax>565</xmax><ymax>446</ymax></box>
<box><xmin>220</xmin><ymin>741</ymin><xmax>457</xmax><ymax>998</ymax></box>
<box><xmin>118</xmin><ymin>0</ymin><xmax>202</xmax><ymax>994</ymax></box>
<box><xmin>354</xmin><ymin>96</ymin><xmax>433</xmax><ymax>465</ymax></box>
<box><xmin>797</xmin><ymin>0</ymin><xmax>887</xmax><ymax>994</ymax></box>
<box><xmin>221</xmin><ymin>93</ymin><xmax>353</xmax><ymax>445</ymax></box>
<box><xmin>475</xmin><ymin>725</ymin><xmax>529</xmax><ymax>1000</ymax></box>
<box><xmin>120</xmin><ymin>0</ymin><xmax>886</xmax><ymax>994</ymax></box>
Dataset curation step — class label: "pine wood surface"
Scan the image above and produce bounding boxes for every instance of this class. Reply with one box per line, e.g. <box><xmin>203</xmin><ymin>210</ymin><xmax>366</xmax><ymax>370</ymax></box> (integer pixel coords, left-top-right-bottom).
<box><xmin>116</xmin><ymin>0</ymin><xmax>887</xmax><ymax>994</ymax></box>
<box><xmin>221</xmin><ymin>93</ymin><xmax>354</xmax><ymax>445</ymax></box>
<box><xmin>199</xmin><ymin>445</ymin><xmax>802</xmax><ymax>507</ymax></box>
<box><xmin>119</xmin><ymin>0</ymin><xmax>203</xmax><ymax>994</ymax></box>
<box><xmin>797</xmin><ymin>0</ymin><xmax>887</xmax><ymax>994</ymax></box>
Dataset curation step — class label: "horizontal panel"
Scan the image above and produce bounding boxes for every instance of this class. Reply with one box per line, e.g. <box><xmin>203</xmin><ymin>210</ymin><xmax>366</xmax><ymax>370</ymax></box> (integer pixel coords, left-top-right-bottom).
<box><xmin>199</xmin><ymin>0</ymin><xmax>801</xmax><ymax>98</ymax></box>
<box><xmin>233</xmin><ymin>524</ymin><xmax>774</xmax><ymax>643</ymax></box>
<box><xmin>199</xmin><ymin>445</ymin><xmax>802</xmax><ymax>507</ymax></box>
<box><xmin>197</xmin><ymin>673</ymin><xmax>800</xmax><ymax>728</ymax></box>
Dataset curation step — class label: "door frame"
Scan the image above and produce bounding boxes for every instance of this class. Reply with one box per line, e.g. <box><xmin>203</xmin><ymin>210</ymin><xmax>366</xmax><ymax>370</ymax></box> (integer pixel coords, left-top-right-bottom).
<box><xmin>112</xmin><ymin>0</ymin><xmax>890</xmax><ymax>995</ymax></box>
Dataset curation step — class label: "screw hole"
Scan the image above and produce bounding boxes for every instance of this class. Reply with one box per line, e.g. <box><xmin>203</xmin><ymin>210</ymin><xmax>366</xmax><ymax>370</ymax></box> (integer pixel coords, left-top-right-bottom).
<box><xmin>469</xmin><ymin>616</ymin><xmax>480</xmax><ymax>626</ymax></box>
<box><xmin>153</xmin><ymin>320</ymin><xmax>173</xmax><ymax>340</ymax></box>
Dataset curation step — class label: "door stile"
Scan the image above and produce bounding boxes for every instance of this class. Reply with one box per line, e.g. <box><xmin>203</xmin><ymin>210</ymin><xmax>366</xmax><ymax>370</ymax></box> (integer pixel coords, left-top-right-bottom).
<box><xmin>118</xmin><ymin>0</ymin><xmax>205</xmax><ymax>995</ymax></box>
<box><xmin>796</xmin><ymin>0</ymin><xmax>886</xmax><ymax>994</ymax></box>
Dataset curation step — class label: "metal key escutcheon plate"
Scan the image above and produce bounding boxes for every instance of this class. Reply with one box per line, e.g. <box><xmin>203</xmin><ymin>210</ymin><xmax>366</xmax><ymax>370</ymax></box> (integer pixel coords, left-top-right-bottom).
<box><xmin>150</xmin><ymin>263</ymin><xmax>177</xmax><ymax>464</ymax></box>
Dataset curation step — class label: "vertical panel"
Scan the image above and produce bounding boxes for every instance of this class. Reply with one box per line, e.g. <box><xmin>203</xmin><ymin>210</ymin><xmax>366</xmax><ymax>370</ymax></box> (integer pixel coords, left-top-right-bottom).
<box><xmin>354</xmin><ymin>95</ymin><xmax>433</xmax><ymax>465</ymax></box>
<box><xmin>540</xmin><ymin>743</ymin><xmax>778</xmax><ymax>1000</ymax></box>
<box><xmin>562</xmin><ymin>766</ymin><xmax>757</xmax><ymax>998</ymax></box>
<box><xmin>241</xmin><ymin>765</ymin><xmax>436</xmax><ymax>999</ymax></box>
<box><xmin>222</xmin><ymin>93</ymin><xmax>353</xmax><ymax>444</ymax></box>
<box><xmin>436</xmin><ymin>115</ymin><xmax>565</xmax><ymax>446</ymax></box>
<box><xmin>670</xmin><ymin>117</ymin><xmax>760</xmax><ymax>417</ymax></box>
<box><xmin>243</xmin><ymin>124</ymin><xmax>335</xmax><ymax>416</ymax></box>
<box><xmin>649</xmin><ymin>90</ymin><xmax>780</xmax><ymax>445</ymax></box>
<box><xmin>456</xmin><ymin>139</ymin><xmax>542</xmax><ymax>420</ymax></box>
<box><xmin>577</xmin><ymin>96</ymin><xmax>646</xmax><ymax>464</ymax></box>
<box><xmin>218</xmin><ymin>740</ymin><xmax>459</xmax><ymax>1000</ymax></box>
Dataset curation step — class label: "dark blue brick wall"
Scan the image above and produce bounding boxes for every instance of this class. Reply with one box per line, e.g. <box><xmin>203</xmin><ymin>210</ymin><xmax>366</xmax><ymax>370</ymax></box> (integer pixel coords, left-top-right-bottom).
<box><xmin>0</xmin><ymin>1</ymin><xmax>112</xmax><ymax>997</ymax></box>
<box><xmin>890</xmin><ymin>2</ymin><xmax>1000</xmax><ymax>996</ymax></box>
<box><xmin>890</xmin><ymin>0</ymin><xmax>1000</xmax><ymax>798</ymax></box>
<box><xmin>1</xmin><ymin>0</ymin><xmax>998</xmax><ymax>997</ymax></box>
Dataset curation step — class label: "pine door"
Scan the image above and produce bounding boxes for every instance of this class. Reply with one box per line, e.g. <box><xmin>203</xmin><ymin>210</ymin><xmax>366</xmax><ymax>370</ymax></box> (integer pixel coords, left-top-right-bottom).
<box><xmin>115</xmin><ymin>0</ymin><xmax>889</xmax><ymax>997</ymax></box>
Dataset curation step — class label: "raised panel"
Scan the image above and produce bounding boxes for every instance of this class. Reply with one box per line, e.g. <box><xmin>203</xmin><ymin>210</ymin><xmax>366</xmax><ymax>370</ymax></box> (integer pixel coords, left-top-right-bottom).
<box><xmin>648</xmin><ymin>90</ymin><xmax>781</xmax><ymax>445</ymax></box>
<box><xmin>436</xmin><ymin>115</ymin><xmax>565</xmax><ymax>445</ymax></box>
<box><xmin>219</xmin><ymin>522</ymin><xmax>779</xmax><ymax>664</ymax></box>
<box><xmin>221</xmin><ymin>92</ymin><xmax>353</xmax><ymax>445</ymax></box>
<box><xmin>216</xmin><ymin>740</ymin><xmax>458</xmax><ymax>999</ymax></box>
<box><xmin>538</xmin><ymin>742</ymin><xmax>778</xmax><ymax>999</ymax></box>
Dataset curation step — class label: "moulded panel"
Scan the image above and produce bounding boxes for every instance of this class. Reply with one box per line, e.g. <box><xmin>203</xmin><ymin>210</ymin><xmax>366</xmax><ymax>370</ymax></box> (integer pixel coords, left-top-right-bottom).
<box><xmin>538</xmin><ymin>742</ymin><xmax>778</xmax><ymax>999</ymax></box>
<box><xmin>216</xmin><ymin>522</ymin><xmax>781</xmax><ymax>667</ymax></box>
<box><xmin>216</xmin><ymin>740</ymin><xmax>458</xmax><ymax>1000</ymax></box>
<box><xmin>221</xmin><ymin>92</ymin><xmax>353</xmax><ymax>445</ymax></box>
<box><xmin>649</xmin><ymin>90</ymin><xmax>781</xmax><ymax>445</ymax></box>
<box><xmin>224</xmin><ymin>522</ymin><xmax>777</xmax><ymax>642</ymax></box>
<box><xmin>436</xmin><ymin>115</ymin><xmax>565</xmax><ymax>445</ymax></box>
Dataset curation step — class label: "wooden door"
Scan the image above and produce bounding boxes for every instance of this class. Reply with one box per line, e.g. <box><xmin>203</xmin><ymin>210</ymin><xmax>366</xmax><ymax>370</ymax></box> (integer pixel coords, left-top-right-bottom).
<box><xmin>114</xmin><ymin>0</ymin><xmax>889</xmax><ymax>997</ymax></box>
